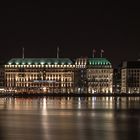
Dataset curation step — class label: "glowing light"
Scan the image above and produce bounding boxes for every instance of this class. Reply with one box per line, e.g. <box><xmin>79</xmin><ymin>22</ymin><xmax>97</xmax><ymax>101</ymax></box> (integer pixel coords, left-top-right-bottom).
<box><xmin>43</xmin><ymin>87</ymin><xmax>47</xmax><ymax>92</ymax></box>
<box><xmin>41</xmin><ymin>62</ymin><xmax>45</xmax><ymax>65</ymax></box>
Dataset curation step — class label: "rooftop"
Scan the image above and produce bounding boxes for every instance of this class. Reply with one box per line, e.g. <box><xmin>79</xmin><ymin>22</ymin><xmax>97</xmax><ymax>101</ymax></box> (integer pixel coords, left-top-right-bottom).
<box><xmin>88</xmin><ymin>58</ymin><xmax>111</xmax><ymax>66</ymax></box>
<box><xmin>122</xmin><ymin>61</ymin><xmax>140</xmax><ymax>68</ymax></box>
<box><xmin>7</xmin><ymin>58</ymin><xmax>73</xmax><ymax>65</ymax></box>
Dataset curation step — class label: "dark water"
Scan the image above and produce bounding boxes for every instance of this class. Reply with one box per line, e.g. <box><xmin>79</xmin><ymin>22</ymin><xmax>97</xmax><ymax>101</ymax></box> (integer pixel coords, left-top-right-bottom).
<box><xmin>0</xmin><ymin>97</ymin><xmax>140</xmax><ymax>140</ymax></box>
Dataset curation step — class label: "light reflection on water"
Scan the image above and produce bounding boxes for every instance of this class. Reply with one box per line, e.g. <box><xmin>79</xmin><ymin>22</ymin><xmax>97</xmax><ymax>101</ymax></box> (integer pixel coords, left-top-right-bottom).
<box><xmin>0</xmin><ymin>97</ymin><xmax>140</xmax><ymax>140</ymax></box>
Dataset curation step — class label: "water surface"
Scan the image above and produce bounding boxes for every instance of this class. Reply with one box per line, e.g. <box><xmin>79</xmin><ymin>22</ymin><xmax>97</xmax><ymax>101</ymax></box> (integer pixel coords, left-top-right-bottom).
<box><xmin>0</xmin><ymin>97</ymin><xmax>140</xmax><ymax>140</ymax></box>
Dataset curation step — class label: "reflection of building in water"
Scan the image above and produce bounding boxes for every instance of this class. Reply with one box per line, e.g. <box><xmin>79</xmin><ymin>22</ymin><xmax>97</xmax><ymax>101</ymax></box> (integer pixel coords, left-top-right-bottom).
<box><xmin>75</xmin><ymin>58</ymin><xmax>113</xmax><ymax>93</ymax></box>
<box><xmin>5</xmin><ymin>58</ymin><xmax>75</xmax><ymax>93</ymax></box>
<box><xmin>121</xmin><ymin>60</ymin><xmax>140</xmax><ymax>93</ymax></box>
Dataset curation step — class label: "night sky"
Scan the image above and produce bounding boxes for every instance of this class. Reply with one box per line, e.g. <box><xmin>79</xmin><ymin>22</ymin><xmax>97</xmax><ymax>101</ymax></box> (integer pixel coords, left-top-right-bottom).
<box><xmin>0</xmin><ymin>3</ymin><xmax>140</xmax><ymax>66</ymax></box>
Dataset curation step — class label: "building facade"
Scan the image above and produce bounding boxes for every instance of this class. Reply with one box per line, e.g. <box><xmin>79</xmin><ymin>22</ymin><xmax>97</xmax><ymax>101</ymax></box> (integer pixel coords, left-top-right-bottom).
<box><xmin>4</xmin><ymin>57</ymin><xmax>113</xmax><ymax>94</ymax></box>
<box><xmin>0</xmin><ymin>63</ymin><xmax>4</xmax><ymax>90</ymax></box>
<box><xmin>75</xmin><ymin>58</ymin><xmax>113</xmax><ymax>93</ymax></box>
<box><xmin>5</xmin><ymin>58</ymin><xmax>75</xmax><ymax>93</ymax></box>
<box><xmin>86</xmin><ymin>58</ymin><xmax>113</xmax><ymax>93</ymax></box>
<box><xmin>75</xmin><ymin>58</ymin><xmax>87</xmax><ymax>93</ymax></box>
<box><xmin>113</xmin><ymin>68</ymin><xmax>121</xmax><ymax>93</ymax></box>
<box><xmin>121</xmin><ymin>61</ymin><xmax>140</xmax><ymax>93</ymax></box>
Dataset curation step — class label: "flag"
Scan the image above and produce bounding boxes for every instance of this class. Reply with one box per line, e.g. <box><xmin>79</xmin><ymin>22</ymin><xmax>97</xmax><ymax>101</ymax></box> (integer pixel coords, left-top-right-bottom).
<box><xmin>57</xmin><ymin>46</ymin><xmax>59</xmax><ymax>58</ymax></box>
<box><xmin>92</xmin><ymin>49</ymin><xmax>96</xmax><ymax>58</ymax></box>
<box><xmin>101</xmin><ymin>49</ymin><xmax>104</xmax><ymax>53</ymax></box>
<box><xmin>101</xmin><ymin>49</ymin><xmax>104</xmax><ymax>57</ymax></box>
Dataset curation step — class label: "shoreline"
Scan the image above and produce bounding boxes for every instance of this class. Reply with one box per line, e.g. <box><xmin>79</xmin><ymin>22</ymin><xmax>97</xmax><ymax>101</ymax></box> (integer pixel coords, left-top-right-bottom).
<box><xmin>0</xmin><ymin>93</ymin><xmax>140</xmax><ymax>98</ymax></box>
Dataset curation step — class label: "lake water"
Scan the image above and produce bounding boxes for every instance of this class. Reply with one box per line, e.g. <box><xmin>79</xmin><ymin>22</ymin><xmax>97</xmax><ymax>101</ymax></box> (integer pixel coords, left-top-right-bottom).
<box><xmin>0</xmin><ymin>97</ymin><xmax>140</xmax><ymax>140</ymax></box>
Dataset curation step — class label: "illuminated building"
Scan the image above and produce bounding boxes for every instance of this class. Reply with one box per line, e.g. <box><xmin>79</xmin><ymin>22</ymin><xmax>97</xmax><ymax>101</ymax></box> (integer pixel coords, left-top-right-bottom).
<box><xmin>75</xmin><ymin>58</ymin><xmax>87</xmax><ymax>93</ymax></box>
<box><xmin>5</xmin><ymin>58</ymin><xmax>75</xmax><ymax>93</ymax></box>
<box><xmin>87</xmin><ymin>58</ymin><xmax>113</xmax><ymax>93</ymax></box>
<box><xmin>121</xmin><ymin>60</ymin><xmax>140</xmax><ymax>93</ymax></box>
<box><xmin>113</xmin><ymin>68</ymin><xmax>121</xmax><ymax>93</ymax></box>
<box><xmin>4</xmin><ymin>55</ymin><xmax>113</xmax><ymax>94</ymax></box>
<box><xmin>0</xmin><ymin>62</ymin><xmax>4</xmax><ymax>90</ymax></box>
<box><xmin>75</xmin><ymin>58</ymin><xmax>113</xmax><ymax>93</ymax></box>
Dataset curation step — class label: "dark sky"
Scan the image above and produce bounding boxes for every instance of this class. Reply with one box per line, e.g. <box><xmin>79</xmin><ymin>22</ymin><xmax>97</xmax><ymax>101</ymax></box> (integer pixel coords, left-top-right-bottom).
<box><xmin>0</xmin><ymin>3</ymin><xmax>140</xmax><ymax>66</ymax></box>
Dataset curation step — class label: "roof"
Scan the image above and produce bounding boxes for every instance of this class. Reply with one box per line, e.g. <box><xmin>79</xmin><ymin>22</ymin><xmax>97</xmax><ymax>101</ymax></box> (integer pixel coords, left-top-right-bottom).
<box><xmin>122</xmin><ymin>61</ymin><xmax>140</xmax><ymax>68</ymax></box>
<box><xmin>88</xmin><ymin>58</ymin><xmax>111</xmax><ymax>66</ymax></box>
<box><xmin>7</xmin><ymin>58</ymin><xmax>73</xmax><ymax>65</ymax></box>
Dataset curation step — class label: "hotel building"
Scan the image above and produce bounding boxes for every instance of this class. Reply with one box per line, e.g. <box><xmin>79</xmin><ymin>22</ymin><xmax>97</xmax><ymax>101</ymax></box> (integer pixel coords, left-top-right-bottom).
<box><xmin>5</xmin><ymin>58</ymin><xmax>75</xmax><ymax>93</ymax></box>
<box><xmin>121</xmin><ymin>60</ymin><xmax>140</xmax><ymax>93</ymax></box>
<box><xmin>0</xmin><ymin>63</ymin><xmax>4</xmax><ymax>89</ymax></box>
<box><xmin>4</xmin><ymin>56</ymin><xmax>113</xmax><ymax>94</ymax></box>
<box><xmin>75</xmin><ymin>58</ymin><xmax>113</xmax><ymax>93</ymax></box>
